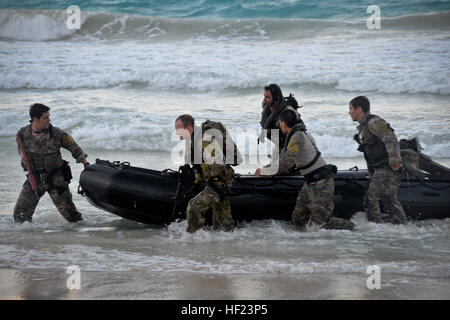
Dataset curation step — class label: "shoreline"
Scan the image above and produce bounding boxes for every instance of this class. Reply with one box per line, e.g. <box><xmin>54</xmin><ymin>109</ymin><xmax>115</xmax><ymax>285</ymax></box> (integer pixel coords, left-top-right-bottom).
<box><xmin>1</xmin><ymin>268</ymin><xmax>449</xmax><ymax>300</ymax></box>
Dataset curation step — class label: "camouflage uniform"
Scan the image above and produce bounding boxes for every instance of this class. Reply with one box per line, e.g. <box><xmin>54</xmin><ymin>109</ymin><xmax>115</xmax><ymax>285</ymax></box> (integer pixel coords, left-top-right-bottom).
<box><xmin>14</xmin><ymin>124</ymin><xmax>87</xmax><ymax>223</ymax></box>
<box><xmin>186</xmin><ymin>144</ymin><xmax>235</xmax><ymax>233</ymax></box>
<box><xmin>356</xmin><ymin>113</ymin><xmax>407</xmax><ymax>224</ymax></box>
<box><xmin>291</xmin><ymin>176</ymin><xmax>336</xmax><ymax>228</ymax></box>
<box><xmin>260</xmin><ymin>99</ymin><xmax>303</xmax><ymax>154</ymax></box>
<box><xmin>263</xmin><ymin>123</ymin><xmax>354</xmax><ymax>230</ymax></box>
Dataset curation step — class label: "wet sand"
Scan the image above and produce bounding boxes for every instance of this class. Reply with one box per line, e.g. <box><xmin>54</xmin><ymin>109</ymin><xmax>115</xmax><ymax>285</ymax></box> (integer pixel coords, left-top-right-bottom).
<box><xmin>1</xmin><ymin>268</ymin><xmax>449</xmax><ymax>300</ymax></box>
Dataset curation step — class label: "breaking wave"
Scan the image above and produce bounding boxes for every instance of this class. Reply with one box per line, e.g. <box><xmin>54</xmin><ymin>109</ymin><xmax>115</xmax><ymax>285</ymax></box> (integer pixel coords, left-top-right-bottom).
<box><xmin>1</xmin><ymin>9</ymin><xmax>449</xmax><ymax>41</ymax></box>
<box><xmin>1</xmin><ymin>107</ymin><xmax>449</xmax><ymax>158</ymax></box>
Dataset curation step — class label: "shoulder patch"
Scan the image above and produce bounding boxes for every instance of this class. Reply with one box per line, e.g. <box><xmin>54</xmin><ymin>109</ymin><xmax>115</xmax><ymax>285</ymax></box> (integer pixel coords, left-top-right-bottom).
<box><xmin>62</xmin><ymin>134</ymin><xmax>75</xmax><ymax>146</ymax></box>
<box><xmin>373</xmin><ymin>119</ymin><xmax>389</xmax><ymax>133</ymax></box>
<box><xmin>288</xmin><ymin>141</ymin><xmax>300</xmax><ymax>154</ymax></box>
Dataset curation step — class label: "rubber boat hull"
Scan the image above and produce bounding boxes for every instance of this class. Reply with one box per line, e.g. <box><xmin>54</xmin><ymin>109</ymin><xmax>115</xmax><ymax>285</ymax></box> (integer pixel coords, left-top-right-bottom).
<box><xmin>79</xmin><ymin>158</ymin><xmax>450</xmax><ymax>225</ymax></box>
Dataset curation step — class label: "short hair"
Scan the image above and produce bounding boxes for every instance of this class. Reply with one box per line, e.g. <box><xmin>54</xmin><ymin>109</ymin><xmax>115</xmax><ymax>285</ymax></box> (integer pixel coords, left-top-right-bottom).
<box><xmin>176</xmin><ymin>114</ymin><xmax>195</xmax><ymax>128</ymax></box>
<box><xmin>29</xmin><ymin>103</ymin><xmax>50</xmax><ymax>120</ymax></box>
<box><xmin>349</xmin><ymin>96</ymin><xmax>370</xmax><ymax>113</ymax></box>
<box><xmin>279</xmin><ymin>108</ymin><xmax>298</xmax><ymax>128</ymax></box>
<box><xmin>264</xmin><ymin>83</ymin><xmax>283</xmax><ymax>102</ymax></box>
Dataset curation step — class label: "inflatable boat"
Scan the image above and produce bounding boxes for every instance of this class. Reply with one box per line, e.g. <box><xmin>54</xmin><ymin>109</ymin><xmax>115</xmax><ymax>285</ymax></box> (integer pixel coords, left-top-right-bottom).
<box><xmin>78</xmin><ymin>153</ymin><xmax>450</xmax><ymax>225</ymax></box>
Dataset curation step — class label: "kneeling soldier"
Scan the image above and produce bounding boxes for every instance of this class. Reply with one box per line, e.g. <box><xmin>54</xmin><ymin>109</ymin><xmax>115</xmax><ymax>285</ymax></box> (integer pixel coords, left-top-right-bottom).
<box><xmin>256</xmin><ymin>107</ymin><xmax>354</xmax><ymax>230</ymax></box>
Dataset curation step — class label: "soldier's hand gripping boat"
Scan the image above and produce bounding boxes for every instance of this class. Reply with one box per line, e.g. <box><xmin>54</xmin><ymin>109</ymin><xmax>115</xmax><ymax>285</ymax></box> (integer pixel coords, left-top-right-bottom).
<box><xmin>78</xmin><ymin>151</ymin><xmax>450</xmax><ymax>225</ymax></box>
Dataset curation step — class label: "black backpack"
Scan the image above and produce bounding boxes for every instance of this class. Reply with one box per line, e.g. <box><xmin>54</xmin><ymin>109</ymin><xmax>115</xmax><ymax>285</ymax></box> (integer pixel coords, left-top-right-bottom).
<box><xmin>284</xmin><ymin>93</ymin><xmax>301</xmax><ymax>110</ymax></box>
<box><xmin>399</xmin><ymin>137</ymin><xmax>423</xmax><ymax>177</ymax></box>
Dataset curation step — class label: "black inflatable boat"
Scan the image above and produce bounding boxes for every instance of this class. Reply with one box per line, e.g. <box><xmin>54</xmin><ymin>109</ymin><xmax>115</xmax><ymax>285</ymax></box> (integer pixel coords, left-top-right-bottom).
<box><xmin>78</xmin><ymin>153</ymin><xmax>450</xmax><ymax>225</ymax></box>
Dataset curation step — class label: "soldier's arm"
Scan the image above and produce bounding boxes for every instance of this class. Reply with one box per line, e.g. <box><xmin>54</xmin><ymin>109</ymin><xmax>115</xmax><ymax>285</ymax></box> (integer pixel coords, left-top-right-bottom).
<box><xmin>368</xmin><ymin>118</ymin><xmax>402</xmax><ymax>166</ymax></box>
<box><xmin>278</xmin><ymin>139</ymin><xmax>300</xmax><ymax>174</ymax></box>
<box><xmin>60</xmin><ymin>130</ymin><xmax>88</xmax><ymax>164</ymax></box>
<box><xmin>261</xmin><ymin>138</ymin><xmax>299</xmax><ymax>175</ymax></box>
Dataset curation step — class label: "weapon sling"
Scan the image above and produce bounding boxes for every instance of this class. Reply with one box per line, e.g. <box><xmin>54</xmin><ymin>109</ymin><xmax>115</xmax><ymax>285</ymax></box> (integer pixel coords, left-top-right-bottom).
<box><xmin>17</xmin><ymin>133</ymin><xmax>39</xmax><ymax>200</ymax></box>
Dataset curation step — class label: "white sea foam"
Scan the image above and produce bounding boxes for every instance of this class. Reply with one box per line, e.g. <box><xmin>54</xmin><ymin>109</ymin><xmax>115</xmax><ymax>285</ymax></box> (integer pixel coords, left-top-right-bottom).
<box><xmin>0</xmin><ymin>9</ymin><xmax>82</xmax><ymax>41</ymax></box>
<box><xmin>1</xmin><ymin>10</ymin><xmax>449</xmax><ymax>95</ymax></box>
<box><xmin>1</xmin><ymin>37</ymin><xmax>449</xmax><ymax>95</ymax></box>
<box><xmin>1</xmin><ymin>107</ymin><xmax>449</xmax><ymax>159</ymax></box>
<box><xmin>2</xmin><ymin>9</ymin><xmax>450</xmax><ymax>42</ymax></box>
<box><xmin>0</xmin><ymin>216</ymin><xmax>448</xmax><ymax>277</ymax></box>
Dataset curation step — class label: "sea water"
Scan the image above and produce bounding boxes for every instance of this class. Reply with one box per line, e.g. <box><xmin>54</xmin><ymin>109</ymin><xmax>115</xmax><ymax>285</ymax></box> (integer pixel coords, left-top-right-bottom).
<box><xmin>0</xmin><ymin>0</ymin><xmax>449</xmax><ymax>299</ymax></box>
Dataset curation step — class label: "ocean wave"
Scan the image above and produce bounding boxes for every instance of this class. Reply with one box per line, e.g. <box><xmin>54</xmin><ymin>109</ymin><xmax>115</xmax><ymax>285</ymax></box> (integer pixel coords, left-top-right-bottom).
<box><xmin>1</xmin><ymin>69</ymin><xmax>449</xmax><ymax>95</ymax></box>
<box><xmin>1</xmin><ymin>9</ymin><xmax>450</xmax><ymax>42</ymax></box>
<box><xmin>1</xmin><ymin>107</ymin><xmax>449</xmax><ymax>159</ymax></box>
<box><xmin>2</xmin><ymin>0</ymin><xmax>450</xmax><ymax>20</ymax></box>
<box><xmin>1</xmin><ymin>9</ymin><xmax>449</xmax><ymax>95</ymax></box>
<box><xmin>0</xmin><ymin>9</ymin><xmax>286</xmax><ymax>41</ymax></box>
<box><xmin>0</xmin><ymin>9</ymin><xmax>78</xmax><ymax>41</ymax></box>
<box><xmin>1</xmin><ymin>52</ymin><xmax>449</xmax><ymax>95</ymax></box>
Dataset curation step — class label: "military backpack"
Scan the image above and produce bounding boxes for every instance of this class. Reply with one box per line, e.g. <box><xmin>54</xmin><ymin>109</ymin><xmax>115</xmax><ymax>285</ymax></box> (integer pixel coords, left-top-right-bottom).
<box><xmin>201</xmin><ymin>120</ymin><xmax>243</xmax><ymax>166</ymax></box>
<box><xmin>399</xmin><ymin>137</ymin><xmax>422</xmax><ymax>177</ymax></box>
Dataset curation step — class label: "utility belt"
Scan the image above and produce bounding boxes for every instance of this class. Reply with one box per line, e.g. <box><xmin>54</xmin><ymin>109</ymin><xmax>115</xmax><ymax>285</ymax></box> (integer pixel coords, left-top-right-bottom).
<box><xmin>304</xmin><ymin>164</ymin><xmax>336</xmax><ymax>184</ymax></box>
<box><xmin>28</xmin><ymin>161</ymin><xmax>72</xmax><ymax>193</ymax></box>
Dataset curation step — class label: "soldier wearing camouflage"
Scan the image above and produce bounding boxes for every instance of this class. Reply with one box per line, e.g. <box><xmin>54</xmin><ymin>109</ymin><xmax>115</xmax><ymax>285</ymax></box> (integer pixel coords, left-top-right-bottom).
<box><xmin>14</xmin><ymin>103</ymin><xmax>88</xmax><ymax>223</ymax></box>
<box><xmin>187</xmin><ymin>142</ymin><xmax>235</xmax><ymax>233</ymax></box>
<box><xmin>258</xmin><ymin>108</ymin><xmax>354</xmax><ymax>231</ymax></box>
<box><xmin>175</xmin><ymin>115</ymin><xmax>235</xmax><ymax>233</ymax></box>
<box><xmin>350</xmin><ymin>96</ymin><xmax>407</xmax><ymax>224</ymax></box>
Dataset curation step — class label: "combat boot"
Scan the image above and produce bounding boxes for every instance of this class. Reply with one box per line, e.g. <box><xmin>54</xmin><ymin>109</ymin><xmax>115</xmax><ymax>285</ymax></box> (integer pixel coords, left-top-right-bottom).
<box><xmin>323</xmin><ymin>217</ymin><xmax>355</xmax><ymax>231</ymax></box>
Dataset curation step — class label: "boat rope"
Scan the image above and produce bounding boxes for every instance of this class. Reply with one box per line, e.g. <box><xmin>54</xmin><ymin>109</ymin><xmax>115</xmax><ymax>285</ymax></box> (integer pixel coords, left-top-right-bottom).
<box><xmin>110</xmin><ymin>161</ymin><xmax>130</xmax><ymax>168</ymax></box>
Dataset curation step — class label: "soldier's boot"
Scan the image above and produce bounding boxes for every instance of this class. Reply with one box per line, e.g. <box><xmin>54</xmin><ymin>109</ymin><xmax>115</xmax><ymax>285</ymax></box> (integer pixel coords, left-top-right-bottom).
<box><xmin>365</xmin><ymin>196</ymin><xmax>384</xmax><ymax>223</ymax></box>
<box><xmin>381</xmin><ymin>197</ymin><xmax>407</xmax><ymax>225</ymax></box>
<box><xmin>212</xmin><ymin>217</ymin><xmax>235</xmax><ymax>232</ymax></box>
<box><xmin>323</xmin><ymin>217</ymin><xmax>355</xmax><ymax>231</ymax></box>
<box><xmin>186</xmin><ymin>223</ymin><xmax>201</xmax><ymax>233</ymax></box>
<box><xmin>13</xmin><ymin>210</ymin><xmax>33</xmax><ymax>223</ymax></box>
<box><xmin>367</xmin><ymin>211</ymin><xmax>384</xmax><ymax>223</ymax></box>
<box><xmin>391</xmin><ymin>214</ymin><xmax>406</xmax><ymax>225</ymax></box>
<box><xmin>292</xmin><ymin>207</ymin><xmax>310</xmax><ymax>230</ymax></box>
<box><xmin>65</xmin><ymin>210</ymin><xmax>83</xmax><ymax>222</ymax></box>
<box><xmin>389</xmin><ymin>201</ymin><xmax>407</xmax><ymax>225</ymax></box>
<box><xmin>388</xmin><ymin>209</ymin><xmax>407</xmax><ymax>225</ymax></box>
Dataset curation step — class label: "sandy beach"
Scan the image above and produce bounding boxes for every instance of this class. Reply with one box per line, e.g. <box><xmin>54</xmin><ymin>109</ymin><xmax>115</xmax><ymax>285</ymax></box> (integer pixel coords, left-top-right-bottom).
<box><xmin>1</xmin><ymin>268</ymin><xmax>449</xmax><ymax>300</ymax></box>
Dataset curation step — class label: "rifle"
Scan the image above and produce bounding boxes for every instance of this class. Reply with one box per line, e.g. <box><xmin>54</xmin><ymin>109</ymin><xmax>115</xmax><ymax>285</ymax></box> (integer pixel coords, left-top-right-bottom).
<box><xmin>16</xmin><ymin>133</ymin><xmax>39</xmax><ymax>200</ymax></box>
<box><xmin>171</xmin><ymin>164</ymin><xmax>196</xmax><ymax>219</ymax></box>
